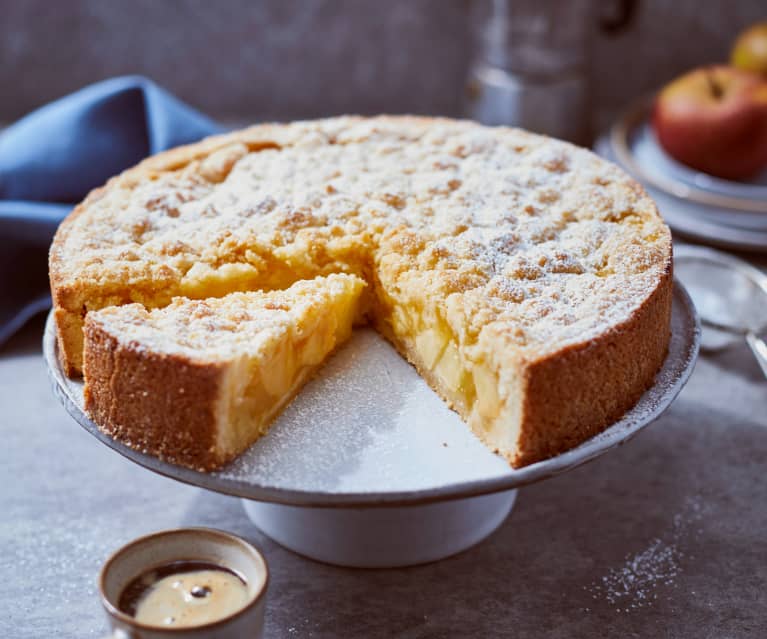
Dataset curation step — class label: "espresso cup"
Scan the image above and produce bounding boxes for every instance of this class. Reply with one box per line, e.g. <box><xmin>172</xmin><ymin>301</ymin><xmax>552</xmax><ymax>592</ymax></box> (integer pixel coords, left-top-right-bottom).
<box><xmin>99</xmin><ymin>527</ymin><xmax>269</xmax><ymax>638</ymax></box>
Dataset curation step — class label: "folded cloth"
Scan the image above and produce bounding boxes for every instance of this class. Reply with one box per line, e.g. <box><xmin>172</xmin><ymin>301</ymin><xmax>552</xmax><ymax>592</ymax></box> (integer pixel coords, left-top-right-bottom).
<box><xmin>0</xmin><ymin>76</ymin><xmax>222</xmax><ymax>347</ymax></box>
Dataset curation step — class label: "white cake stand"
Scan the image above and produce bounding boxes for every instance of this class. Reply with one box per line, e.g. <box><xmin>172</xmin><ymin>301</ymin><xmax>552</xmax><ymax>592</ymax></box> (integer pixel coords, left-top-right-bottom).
<box><xmin>44</xmin><ymin>282</ymin><xmax>699</xmax><ymax>567</ymax></box>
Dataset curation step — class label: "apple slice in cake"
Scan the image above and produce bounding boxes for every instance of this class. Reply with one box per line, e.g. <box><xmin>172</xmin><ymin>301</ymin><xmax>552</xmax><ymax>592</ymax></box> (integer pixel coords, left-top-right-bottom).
<box><xmin>82</xmin><ymin>274</ymin><xmax>366</xmax><ymax>470</ymax></box>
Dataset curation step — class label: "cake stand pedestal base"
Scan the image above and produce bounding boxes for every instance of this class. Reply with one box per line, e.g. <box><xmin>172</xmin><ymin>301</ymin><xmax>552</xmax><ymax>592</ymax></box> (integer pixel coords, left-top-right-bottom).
<box><xmin>242</xmin><ymin>489</ymin><xmax>517</xmax><ymax>568</ymax></box>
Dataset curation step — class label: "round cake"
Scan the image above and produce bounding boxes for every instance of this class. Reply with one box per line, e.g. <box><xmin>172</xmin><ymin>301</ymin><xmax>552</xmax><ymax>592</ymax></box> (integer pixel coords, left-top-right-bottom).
<box><xmin>50</xmin><ymin>116</ymin><xmax>673</xmax><ymax>469</ymax></box>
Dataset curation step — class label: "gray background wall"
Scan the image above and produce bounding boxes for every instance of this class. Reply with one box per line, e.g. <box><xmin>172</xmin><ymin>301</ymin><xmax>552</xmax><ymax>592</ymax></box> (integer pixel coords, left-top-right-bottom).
<box><xmin>1</xmin><ymin>0</ymin><xmax>765</xmax><ymax>129</ymax></box>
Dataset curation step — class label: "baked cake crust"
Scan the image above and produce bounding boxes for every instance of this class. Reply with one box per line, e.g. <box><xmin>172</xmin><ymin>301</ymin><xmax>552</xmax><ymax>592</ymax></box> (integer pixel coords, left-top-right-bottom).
<box><xmin>84</xmin><ymin>324</ymin><xmax>226</xmax><ymax>469</ymax></box>
<box><xmin>51</xmin><ymin>115</ymin><xmax>673</xmax><ymax>469</ymax></box>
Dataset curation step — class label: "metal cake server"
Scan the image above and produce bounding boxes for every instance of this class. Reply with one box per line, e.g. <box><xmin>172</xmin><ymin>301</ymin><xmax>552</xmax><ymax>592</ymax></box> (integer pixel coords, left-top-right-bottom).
<box><xmin>674</xmin><ymin>244</ymin><xmax>767</xmax><ymax>379</ymax></box>
<box><xmin>698</xmin><ymin>316</ymin><xmax>767</xmax><ymax>379</ymax></box>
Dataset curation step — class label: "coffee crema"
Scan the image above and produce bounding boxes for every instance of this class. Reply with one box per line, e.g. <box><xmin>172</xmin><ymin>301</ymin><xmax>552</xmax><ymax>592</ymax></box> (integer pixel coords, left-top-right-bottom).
<box><xmin>118</xmin><ymin>561</ymin><xmax>251</xmax><ymax>628</ymax></box>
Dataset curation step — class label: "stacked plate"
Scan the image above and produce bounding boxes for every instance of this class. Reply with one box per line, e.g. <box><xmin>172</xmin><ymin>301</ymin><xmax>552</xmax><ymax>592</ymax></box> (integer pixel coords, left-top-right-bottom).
<box><xmin>596</xmin><ymin>99</ymin><xmax>767</xmax><ymax>252</ymax></box>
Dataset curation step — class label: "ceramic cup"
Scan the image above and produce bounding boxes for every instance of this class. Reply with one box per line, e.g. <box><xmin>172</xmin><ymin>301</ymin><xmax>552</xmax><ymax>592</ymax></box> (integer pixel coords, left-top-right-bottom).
<box><xmin>99</xmin><ymin>528</ymin><xmax>269</xmax><ymax>639</ymax></box>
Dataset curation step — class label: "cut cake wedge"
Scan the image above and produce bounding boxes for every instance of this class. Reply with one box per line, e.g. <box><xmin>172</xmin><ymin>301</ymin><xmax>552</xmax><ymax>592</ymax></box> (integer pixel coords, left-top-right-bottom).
<box><xmin>82</xmin><ymin>274</ymin><xmax>366</xmax><ymax>470</ymax></box>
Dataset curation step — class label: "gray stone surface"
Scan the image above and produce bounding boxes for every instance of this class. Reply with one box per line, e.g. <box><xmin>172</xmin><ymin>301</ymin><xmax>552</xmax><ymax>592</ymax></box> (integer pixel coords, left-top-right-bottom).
<box><xmin>3</xmin><ymin>5</ymin><xmax>766</xmax><ymax>633</ymax></box>
<box><xmin>1</xmin><ymin>0</ymin><xmax>765</xmax><ymax>129</ymax></box>
<box><xmin>1</xmin><ymin>301</ymin><xmax>766</xmax><ymax>637</ymax></box>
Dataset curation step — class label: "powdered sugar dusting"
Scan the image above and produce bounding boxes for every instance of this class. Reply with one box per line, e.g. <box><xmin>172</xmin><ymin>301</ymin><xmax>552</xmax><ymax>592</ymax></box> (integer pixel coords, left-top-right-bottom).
<box><xmin>58</xmin><ymin>116</ymin><xmax>670</xmax><ymax>355</ymax></box>
<box><xmin>90</xmin><ymin>274</ymin><xmax>364</xmax><ymax>360</ymax></box>
<box><xmin>585</xmin><ymin>496</ymin><xmax>705</xmax><ymax>613</ymax></box>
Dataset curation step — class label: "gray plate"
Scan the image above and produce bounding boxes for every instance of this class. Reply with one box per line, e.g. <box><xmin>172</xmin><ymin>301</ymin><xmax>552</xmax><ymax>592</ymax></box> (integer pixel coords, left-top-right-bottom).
<box><xmin>44</xmin><ymin>282</ymin><xmax>699</xmax><ymax>508</ymax></box>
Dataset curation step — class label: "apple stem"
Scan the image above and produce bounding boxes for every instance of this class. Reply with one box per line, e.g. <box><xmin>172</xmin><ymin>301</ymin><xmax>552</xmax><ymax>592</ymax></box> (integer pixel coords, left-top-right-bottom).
<box><xmin>705</xmin><ymin>68</ymin><xmax>724</xmax><ymax>100</ymax></box>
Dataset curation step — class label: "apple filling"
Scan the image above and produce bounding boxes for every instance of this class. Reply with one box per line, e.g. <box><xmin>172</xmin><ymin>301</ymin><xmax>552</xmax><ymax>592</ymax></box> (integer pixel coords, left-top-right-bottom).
<box><xmin>217</xmin><ymin>315</ymin><xmax>340</xmax><ymax>459</ymax></box>
<box><xmin>214</xmin><ymin>282</ymin><xmax>361</xmax><ymax>460</ymax></box>
<box><xmin>388</xmin><ymin>300</ymin><xmax>524</xmax><ymax>460</ymax></box>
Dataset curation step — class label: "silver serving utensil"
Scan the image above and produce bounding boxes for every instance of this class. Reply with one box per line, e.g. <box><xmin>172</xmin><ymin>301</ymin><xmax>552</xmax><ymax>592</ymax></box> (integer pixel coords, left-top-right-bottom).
<box><xmin>674</xmin><ymin>244</ymin><xmax>767</xmax><ymax>379</ymax></box>
<box><xmin>697</xmin><ymin>316</ymin><xmax>767</xmax><ymax>379</ymax></box>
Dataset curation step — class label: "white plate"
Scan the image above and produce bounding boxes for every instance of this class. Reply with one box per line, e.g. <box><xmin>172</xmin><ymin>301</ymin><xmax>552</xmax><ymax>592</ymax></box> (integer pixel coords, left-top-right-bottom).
<box><xmin>44</xmin><ymin>282</ymin><xmax>699</xmax><ymax>508</ymax></box>
<box><xmin>633</xmin><ymin>125</ymin><xmax>767</xmax><ymax>230</ymax></box>
<box><xmin>632</xmin><ymin>124</ymin><xmax>767</xmax><ymax>201</ymax></box>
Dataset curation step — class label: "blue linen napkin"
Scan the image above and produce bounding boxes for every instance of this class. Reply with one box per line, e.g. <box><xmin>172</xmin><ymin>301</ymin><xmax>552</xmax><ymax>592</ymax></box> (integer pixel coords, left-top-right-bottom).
<box><xmin>0</xmin><ymin>76</ymin><xmax>222</xmax><ymax>346</ymax></box>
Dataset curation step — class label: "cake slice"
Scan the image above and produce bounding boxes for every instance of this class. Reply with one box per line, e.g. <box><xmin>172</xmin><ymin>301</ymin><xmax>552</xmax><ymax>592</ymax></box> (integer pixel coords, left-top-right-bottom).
<box><xmin>82</xmin><ymin>274</ymin><xmax>366</xmax><ymax>470</ymax></box>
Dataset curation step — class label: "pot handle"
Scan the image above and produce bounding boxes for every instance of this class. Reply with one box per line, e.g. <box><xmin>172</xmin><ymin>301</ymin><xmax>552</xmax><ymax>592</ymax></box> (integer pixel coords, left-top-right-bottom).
<box><xmin>746</xmin><ymin>332</ymin><xmax>767</xmax><ymax>380</ymax></box>
<box><xmin>600</xmin><ymin>0</ymin><xmax>639</xmax><ymax>35</ymax></box>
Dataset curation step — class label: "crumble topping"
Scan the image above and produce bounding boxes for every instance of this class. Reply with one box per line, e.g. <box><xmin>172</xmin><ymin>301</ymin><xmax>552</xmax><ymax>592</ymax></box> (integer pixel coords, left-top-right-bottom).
<box><xmin>57</xmin><ymin>116</ymin><xmax>670</xmax><ymax>353</ymax></box>
<box><xmin>89</xmin><ymin>274</ymin><xmax>364</xmax><ymax>361</ymax></box>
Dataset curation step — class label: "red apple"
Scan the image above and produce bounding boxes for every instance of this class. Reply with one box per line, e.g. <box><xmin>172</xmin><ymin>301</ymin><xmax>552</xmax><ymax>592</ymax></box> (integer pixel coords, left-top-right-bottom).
<box><xmin>652</xmin><ymin>65</ymin><xmax>767</xmax><ymax>181</ymax></box>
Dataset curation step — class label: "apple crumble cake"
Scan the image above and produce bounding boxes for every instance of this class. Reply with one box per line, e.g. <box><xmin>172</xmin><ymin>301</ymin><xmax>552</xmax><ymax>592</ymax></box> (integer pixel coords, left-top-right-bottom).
<box><xmin>50</xmin><ymin>116</ymin><xmax>672</xmax><ymax>470</ymax></box>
